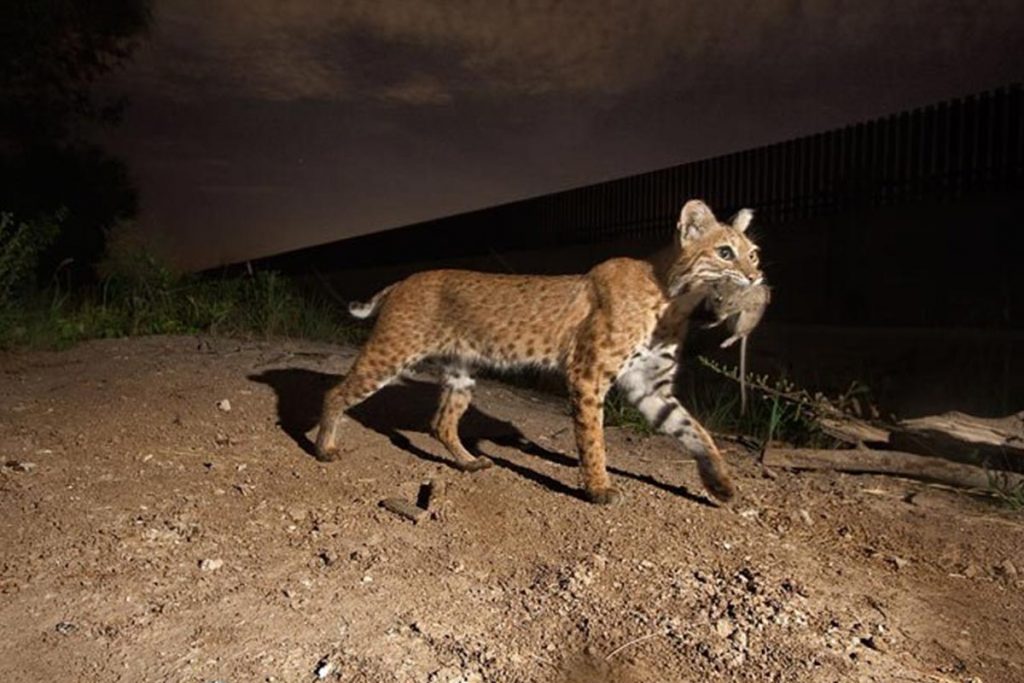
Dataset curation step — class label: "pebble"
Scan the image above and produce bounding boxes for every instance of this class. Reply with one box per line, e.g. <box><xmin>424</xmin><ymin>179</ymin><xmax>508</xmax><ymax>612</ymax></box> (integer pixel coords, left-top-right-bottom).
<box><xmin>731</xmin><ymin>629</ymin><xmax>748</xmax><ymax>650</ymax></box>
<box><xmin>997</xmin><ymin>560</ymin><xmax>1018</xmax><ymax>579</ymax></box>
<box><xmin>314</xmin><ymin>658</ymin><xmax>334</xmax><ymax>679</ymax></box>
<box><xmin>199</xmin><ymin>558</ymin><xmax>224</xmax><ymax>572</ymax></box>
<box><xmin>888</xmin><ymin>555</ymin><xmax>909</xmax><ymax>570</ymax></box>
<box><xmin>55</xmin><ymin>621</ymin><xmax>76</xmax><ymax>635</ymax></box>
<box><xmin>217</xmin><ymin>399</ymin><xmax>232</xmax><ymax>412</ymax></box>
<box><xmin>715</xmin><ymin>618</ymin><xmax>735</xmax><ymax>639</ymax></box>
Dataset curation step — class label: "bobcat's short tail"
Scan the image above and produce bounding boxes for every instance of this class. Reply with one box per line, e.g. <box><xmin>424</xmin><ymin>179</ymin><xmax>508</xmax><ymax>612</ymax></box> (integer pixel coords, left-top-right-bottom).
<box><xmin>348</xmin><ymin>284</ymin><xmax>395</xmax><ymax>319</ymax></box>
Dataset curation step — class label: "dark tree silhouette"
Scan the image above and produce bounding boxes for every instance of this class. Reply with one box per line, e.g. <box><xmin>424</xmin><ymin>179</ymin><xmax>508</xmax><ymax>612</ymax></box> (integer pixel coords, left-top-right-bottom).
<box><xmin>0</xmin><ymin>0</ymin><xmax>151</xmax><ymax>280</ymax></box>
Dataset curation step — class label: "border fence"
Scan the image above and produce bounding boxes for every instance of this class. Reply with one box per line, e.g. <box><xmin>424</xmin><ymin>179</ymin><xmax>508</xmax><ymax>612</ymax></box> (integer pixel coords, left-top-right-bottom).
<box><xmin>555</xmin><ymin>83</ymin><xmax>1022</xmax><ymax>242</ymax></box>
<box><xmin>254</xmin><ymin>84</ymin><xmax>1022</xmax><ymax>266</ymax></box>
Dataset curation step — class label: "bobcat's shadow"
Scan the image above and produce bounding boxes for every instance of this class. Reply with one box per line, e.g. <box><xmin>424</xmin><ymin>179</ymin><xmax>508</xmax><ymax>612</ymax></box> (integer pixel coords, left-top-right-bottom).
<box><xmin>248</xmin><ymin>367</ymin><xmax>711</xmax><ymax>506</ymax></box>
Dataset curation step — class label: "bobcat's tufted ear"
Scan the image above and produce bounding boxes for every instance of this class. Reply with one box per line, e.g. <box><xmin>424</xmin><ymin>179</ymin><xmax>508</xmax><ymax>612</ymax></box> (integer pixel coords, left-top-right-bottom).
<box><xmin>677</xmin><ymin>200</ymin><xmax>717</xmax><ymax>242</ymax></box>
<box><xmin>731</xmin><ymin>208</ymin><xmax>754</xmax><ymax>233</ymax></box>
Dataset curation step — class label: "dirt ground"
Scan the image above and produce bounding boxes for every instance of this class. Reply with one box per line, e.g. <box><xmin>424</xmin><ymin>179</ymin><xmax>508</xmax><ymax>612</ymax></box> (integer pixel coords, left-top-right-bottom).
<box><xmin>1</xmin><ymin>335</ymin><xmax>1022</xmax><ymax>683</ymax></box>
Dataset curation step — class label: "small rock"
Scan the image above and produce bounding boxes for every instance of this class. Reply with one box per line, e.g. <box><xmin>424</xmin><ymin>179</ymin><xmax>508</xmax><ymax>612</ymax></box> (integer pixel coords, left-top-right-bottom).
<box><xmin>55</xmin><ymin>621</ymin><xmax>76</xmax><ymax>635</ymax></box>
<box><xmin>964</xmin><ymin>563</ymin><xmax>981</xmax><ymax>579</ymax></box>
<box><xmin>715</xmin><ymin>618</ymin><xmax>735</xmax><ymax>639</ymax></box>
<box><xmin>997</xmin><ymin>560</ymin><xmax>1018</xmax><ymax>579</ymax></box>
<box><xmin>198</xmin><ymin>558</ymin><xmax>224</xmax><ymax>572</ymax></box>
<box><xmin>216</xmin><ymin>399</ymin><xmax>232</xmax><ymax>412</ymax></box>
<box><xmin>318</xmin><ymin>549</ymin><xmax>338</xmax><ymax>567</ymax></box>
<box><xmin>314</xmin><ymin>658</ymin><xmax>334</xmax><ymax>679</ymax></box>
<box><xmin>888</xmin><ymin>555</ymin><xmax>909</xmax><ymax>570</ymax></box>
<box><xmin>3</xmin><ymin>460</ymin><xmax>37</xmax><ymax>473</ymax></box>
<box><xmin>798</xmin><ymin>509</ymin><xmax>813</xmax><ymax>526</ymax></box>
<box><xmin>214</xmin><ymin>433</ymin><xmax>230</xmax><ymax>446</ymax></box>
<box><xmin>731</xmin><ymin>629</ymin><xmax>748</xmax><ymax>650</ymax></box>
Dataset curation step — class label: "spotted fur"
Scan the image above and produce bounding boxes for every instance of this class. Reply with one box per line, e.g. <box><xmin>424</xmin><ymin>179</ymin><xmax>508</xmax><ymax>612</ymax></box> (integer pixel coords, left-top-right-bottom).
<box><xmin>316</xmin><ymin>200</ymin><xmax>765</xmax><ymax>505</ymax></box>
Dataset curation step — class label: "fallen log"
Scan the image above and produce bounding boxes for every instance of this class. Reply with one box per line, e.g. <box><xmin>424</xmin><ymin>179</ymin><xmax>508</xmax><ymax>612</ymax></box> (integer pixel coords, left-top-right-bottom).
<box><xmin>762</xmin><ymin>447</ymin><xmax>1024</xmax><ymax>491</ymax></box>
<box><xmin>892</xmin><ymin>411</ymin><xmax>1024</xmax><ymax>472</ymax></box>
<box><xmin>818</xmin><ymin>415</ymin><xmax>891</xmax><ymax>447</ymax></box>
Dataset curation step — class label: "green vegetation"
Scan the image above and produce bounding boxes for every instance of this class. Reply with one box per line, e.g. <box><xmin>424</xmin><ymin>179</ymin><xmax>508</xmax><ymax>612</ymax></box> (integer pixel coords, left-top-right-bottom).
<box><xmin>0</xmin><ymin>215</ymin><xmax>365</xmax><ymax>350</ymax></box>
<box><xmin>985</xmin><ymin>460</ymin><xmax>1024</xmax><ymax>510</ymax></box>
<box><xmin>687</xmin><ymin>357</ymin><xmax>870</xmax><ymax>448</ymax></box>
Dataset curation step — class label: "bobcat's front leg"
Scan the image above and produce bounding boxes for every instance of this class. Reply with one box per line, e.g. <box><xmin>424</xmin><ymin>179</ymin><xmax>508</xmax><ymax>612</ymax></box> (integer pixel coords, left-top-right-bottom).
<box><xmin>616</xmin><ymin>344</ymin><xmax>735</xmax><ymax>502</ymax></box>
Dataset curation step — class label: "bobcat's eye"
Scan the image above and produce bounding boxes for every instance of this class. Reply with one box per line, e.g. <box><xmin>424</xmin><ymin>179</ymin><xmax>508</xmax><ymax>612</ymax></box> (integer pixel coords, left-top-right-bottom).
<box><xmin>716</xmin><ymin>246</ymin><xmax>735</xmax><ymax>261</ymax></box>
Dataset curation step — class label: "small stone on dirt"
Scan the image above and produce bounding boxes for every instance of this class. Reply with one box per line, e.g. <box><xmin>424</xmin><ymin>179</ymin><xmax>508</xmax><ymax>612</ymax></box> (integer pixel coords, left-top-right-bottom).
<box><xmin>216</xmin><ymin>399</ymin><xmax>232</xmax><ymax>412</ymax></box>
<box><xmin>715</xmin><ymin>618</ymin><xmax>735</xmax><ymax>639</ymax></box>
<box><xmin>888</xmin><ymin>555</ymin><xmax>909</xmax><ymax>570</ymax></box>
<box><xmin>199</xmin><ymin>558</ymin><xmax>224</xmax><ymax>572</ymax></box>
<box><xmin>731</xmin><ymin>629</ymin><xmax>748</xmax><ymax>650</ymax></box>
<box><xmin>3</xmin><ymin>460</ymin><xmax>37</xmax><ymax>473</ymax></box>
<box><xmin>55</xmin><ymin>621</ymin><xmax>76</xmax><ymax>635</ymax></box>
<box><xmin>314</xmin><ymin>657</ymin><xmax>334</xmax><ymax>679</ymax></box>
<box><xmin>997</xmin><ymin>560</ymin><xmax>1018</xmax><ymax>579</ymax></box>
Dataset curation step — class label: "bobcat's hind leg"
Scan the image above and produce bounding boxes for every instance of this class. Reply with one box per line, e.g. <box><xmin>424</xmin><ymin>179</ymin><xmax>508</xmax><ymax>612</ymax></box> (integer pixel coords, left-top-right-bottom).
<box><xmin>315</xmin><ymin>345</ymin><xmax>420</xmax><ymax>461</ymax></box>
<box><xmin>431</xmin><ymin>366</ymin><xmax>492</xmax><ymax>472</ymax></box>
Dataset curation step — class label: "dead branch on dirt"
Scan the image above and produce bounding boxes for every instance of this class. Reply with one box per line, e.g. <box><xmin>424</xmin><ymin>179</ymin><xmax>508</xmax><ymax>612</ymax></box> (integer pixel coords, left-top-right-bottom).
<box><xmin>762</xmin><ymin>447</ymin><xmax>1024</xmax><ymax>491</ymax></box>
<box><xmin>380</xmin><ymin>497</ymin><xmax>428</xmax><ymax>524</ymax></box>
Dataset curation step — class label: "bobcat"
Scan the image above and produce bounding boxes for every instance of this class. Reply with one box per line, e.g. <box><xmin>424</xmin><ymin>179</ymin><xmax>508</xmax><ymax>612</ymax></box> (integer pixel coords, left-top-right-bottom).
<box><xmin>315</xmin><ymin>200</ymin><xmax>765</xmax><ymax>505</ymax></box>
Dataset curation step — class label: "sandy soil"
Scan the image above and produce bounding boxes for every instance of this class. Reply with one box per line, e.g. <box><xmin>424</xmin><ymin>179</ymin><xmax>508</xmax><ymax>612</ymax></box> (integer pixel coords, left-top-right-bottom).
<box><xmin>1</xmin><ymin>335</ymin><xmax>1022</xmax><ymax>683</ymax></box>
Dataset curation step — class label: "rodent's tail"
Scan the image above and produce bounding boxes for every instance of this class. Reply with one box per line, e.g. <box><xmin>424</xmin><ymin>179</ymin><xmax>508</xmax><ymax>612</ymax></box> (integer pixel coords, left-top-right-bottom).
<box><xmin>348</xmin><ymin>284</ymin><xmax>395</xmax><ymax>319</ymax></box>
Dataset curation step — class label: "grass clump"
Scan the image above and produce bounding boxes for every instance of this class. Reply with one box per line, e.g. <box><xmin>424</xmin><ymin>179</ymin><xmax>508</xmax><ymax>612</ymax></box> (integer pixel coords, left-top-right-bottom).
<box><xmin>685</xmin><ymin>356</ymin><xmax>876</xmax><ymax>449</ymax></box>
<box><xmin>0</xmin><ymin>218</ymin><xmax>365</xmax><ymax>350</ymax></box>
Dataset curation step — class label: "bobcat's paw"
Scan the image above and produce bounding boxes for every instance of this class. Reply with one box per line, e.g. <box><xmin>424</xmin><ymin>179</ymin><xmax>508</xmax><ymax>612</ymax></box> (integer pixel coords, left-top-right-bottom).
<box><xmin>456</xmin><ymin>456</ymin><xmax>493</xmax><ymax>472</ymax></box>
<box><xmin>315</xmin><ymin>445</ymin><xmax>340</xmax><ymax>462</ymax></box>
<box><xmin>584</xmin><ymin>486</ymin><xmax>623</xmax><ymax>506</ymax></box>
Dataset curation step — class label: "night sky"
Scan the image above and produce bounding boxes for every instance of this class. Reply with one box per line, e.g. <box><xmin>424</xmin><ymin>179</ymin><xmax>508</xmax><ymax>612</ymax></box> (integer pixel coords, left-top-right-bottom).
<box><xmin>103</xmin><ymin>1</ymin><xmax>1024</xmax><ymax>270</ymax></box>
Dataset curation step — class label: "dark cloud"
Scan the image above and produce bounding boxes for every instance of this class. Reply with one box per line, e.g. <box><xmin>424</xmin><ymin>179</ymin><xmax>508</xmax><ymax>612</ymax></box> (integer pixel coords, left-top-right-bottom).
<box><xmin>105</xmin><ymin>0</ymin><xmax>1024</xmax><ymax>268</ymax></box>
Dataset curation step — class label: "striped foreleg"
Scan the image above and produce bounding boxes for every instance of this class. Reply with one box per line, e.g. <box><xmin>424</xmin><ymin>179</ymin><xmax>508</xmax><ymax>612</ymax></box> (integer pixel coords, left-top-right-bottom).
<box><xmin>616</xmin><ymin>346</ymin><xmax>735</xmax><ymax>501</ymax></box>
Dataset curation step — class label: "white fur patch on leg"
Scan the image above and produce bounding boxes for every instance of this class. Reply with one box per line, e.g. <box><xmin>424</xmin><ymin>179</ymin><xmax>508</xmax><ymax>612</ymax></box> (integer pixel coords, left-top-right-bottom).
<box><xmin>444</xmin><ymin>367</ymin><xmax>475</xmax><ymax>391</ymax></box>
